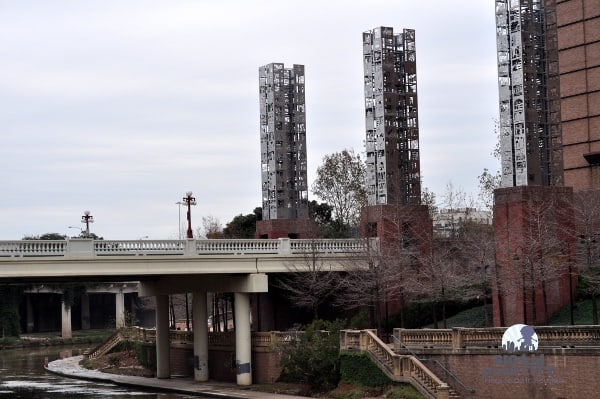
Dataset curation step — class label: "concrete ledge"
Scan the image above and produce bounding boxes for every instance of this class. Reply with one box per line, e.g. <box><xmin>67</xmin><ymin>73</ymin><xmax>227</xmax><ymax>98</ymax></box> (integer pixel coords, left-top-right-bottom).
<box><xmin>46</xmin><ymin>355</ymin><xmax>306</xmax><ymax>399</ymax></box>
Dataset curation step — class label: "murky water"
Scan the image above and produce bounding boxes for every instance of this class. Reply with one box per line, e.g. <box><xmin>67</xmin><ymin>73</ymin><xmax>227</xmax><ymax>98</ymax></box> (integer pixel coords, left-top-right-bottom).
<box><xmin>0</xmin><ymin>346</ymin><xmax>196</xmax><ymax>398</ymax></box>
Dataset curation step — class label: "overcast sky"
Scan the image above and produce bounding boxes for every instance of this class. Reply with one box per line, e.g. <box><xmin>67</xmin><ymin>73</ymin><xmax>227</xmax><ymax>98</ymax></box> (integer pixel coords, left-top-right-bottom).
<box><xmin>0</xmin><ymin>0</ymin><xmax>499</xmax><ymax>240</ymax></box>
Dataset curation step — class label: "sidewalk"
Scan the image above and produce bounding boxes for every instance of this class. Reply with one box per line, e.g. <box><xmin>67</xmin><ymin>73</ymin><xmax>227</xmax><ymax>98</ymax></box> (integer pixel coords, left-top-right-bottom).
<box><xmin>46</xmin><ymin>355</ymin><xmax>308</xmax><ymax>399</ymax></box>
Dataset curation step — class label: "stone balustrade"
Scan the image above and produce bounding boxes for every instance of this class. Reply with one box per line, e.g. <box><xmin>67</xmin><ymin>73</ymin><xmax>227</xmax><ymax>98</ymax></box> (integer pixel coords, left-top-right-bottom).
<box><xmin>393</xmin><ymin>326</ymin><xmax>600</xmax><ymax>353</ymax></box>
<box><xmin>0</xmin><ymin>238</ymin><xmax>376</xmax><ymax>258</ymax></box>
<box><xmin>126</xmin><ymin>326</ymin><xmax>301</xmax><ymax>349</ymax></box>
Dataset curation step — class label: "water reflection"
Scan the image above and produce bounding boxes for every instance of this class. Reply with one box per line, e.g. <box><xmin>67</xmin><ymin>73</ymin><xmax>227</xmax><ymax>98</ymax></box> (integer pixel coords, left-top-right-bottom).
<box><xmin>0</xmin><ymin>346</ymin><xmax>195</xmax><ymax>398</ymax></box>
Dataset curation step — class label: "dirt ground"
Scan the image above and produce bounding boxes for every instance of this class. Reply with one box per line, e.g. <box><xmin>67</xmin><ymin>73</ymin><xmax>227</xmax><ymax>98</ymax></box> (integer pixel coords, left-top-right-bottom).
<box><xmin>83</xmin><ymin>349</ymin><xmax>155</xmax><ymax>378</ymax></box>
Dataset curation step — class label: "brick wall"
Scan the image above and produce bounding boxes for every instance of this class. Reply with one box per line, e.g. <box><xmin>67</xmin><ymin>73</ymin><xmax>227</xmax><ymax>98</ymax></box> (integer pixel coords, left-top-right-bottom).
<box><xmin>493</xmin><ymin>186</ymin><xmax>576</xmax><ymax>326</ymax></box>
<box><xmin>169</xmin><ymin>343</ymin><xmax>194</xmax><ymax>377</ymax></box>
<box><xmin>556</xmin><ymin>0</ymin><xmax>600</xmax><ymax>190</ymax></box>
<box><xmin>255</xmin><ymin>218</ymin><xmax>318</xmax><ymax>239</ymax></box>
<box><xmin>428</xmin><ymin>352</ymin><xmax>600</xmax><ymax>399</ymax></box>
<box><xmin>167</xmin><ymin>343</ymin><xmax>282</xmax><ymax>383</ymax></box>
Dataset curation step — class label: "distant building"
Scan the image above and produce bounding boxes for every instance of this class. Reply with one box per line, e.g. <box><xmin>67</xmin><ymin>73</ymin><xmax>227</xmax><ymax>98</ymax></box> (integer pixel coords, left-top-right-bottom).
<box><xmin>432</xmin><ymin>208</ymin><xmax>493</xmax><ymax>237</ymax></box>
<box><xmin>363</xmin><ymin>27</ymin><xmax>421</xmax><ymax>206</ymax></box>
<box><xmin>257</xmin><ymin>63</ymin><xmax>313</xmax><ymax>239</ymax></box>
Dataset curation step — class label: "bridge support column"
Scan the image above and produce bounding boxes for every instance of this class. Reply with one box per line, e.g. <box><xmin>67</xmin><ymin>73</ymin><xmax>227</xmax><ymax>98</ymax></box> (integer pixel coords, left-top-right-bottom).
<box><xmin>81</xmin><ymin>294</ymin><xmax>90</xmax><ymax>330</ymax></box>
<box><xmin>234</xmin><ymin>292</ymin><xmax>252</xmax><ymax>385</ymax></box>
<box><xmin>192</xmin><ymin>291</ymin><xmax>209</xmax><ymax>381</ymax></box>
<box><xmin>61</xmin><ymin>299</ymin><xmax>72</xmax><ymax>339</ymax></box>
<box><xmin>156</xmin><ymin>294</ymin><xmax>170</xmax><ymax>379</ymax></box>
<box><xmin>115</xmin><ymin>292</ymin><xmax>125</xmax><ymax>329</ymax></box>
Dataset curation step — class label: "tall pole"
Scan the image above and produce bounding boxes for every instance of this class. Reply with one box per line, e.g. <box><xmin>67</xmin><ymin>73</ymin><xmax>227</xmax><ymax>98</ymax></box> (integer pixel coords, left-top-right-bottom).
<box><xmin>183</xmin><ymin>192</ymin><xmax>197</xmax><ymax>239</ymax></box>
<box><xmin>81</xmin><ymin>211</ymin><xmax>94</xmax><ymax>238</ymax></box>
<box><xmin>181</xmin><ymin>194</ymin><xmax>196</xmax><ymax>330</ymax></box>
<box><xmin>175</xmin><ymin>202</ymin><xmax>184</xmax><ymax>239</ymax></box>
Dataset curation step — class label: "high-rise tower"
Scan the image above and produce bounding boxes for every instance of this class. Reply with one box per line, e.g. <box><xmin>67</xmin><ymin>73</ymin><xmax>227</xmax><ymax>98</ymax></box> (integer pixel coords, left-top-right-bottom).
<box><xmin>495</xmin><ymin>0</ymin><xmax>564</xmax><ymax>187</ymax></box>
<box><xmin>363</xmin><ymin>27</ymin><xmax>421</xmax><ymax>206</ymax></box>
<box><xmin>258</xmin><ymin>63</ymin><xmax>308</xmax><ymax>220</ymax></box>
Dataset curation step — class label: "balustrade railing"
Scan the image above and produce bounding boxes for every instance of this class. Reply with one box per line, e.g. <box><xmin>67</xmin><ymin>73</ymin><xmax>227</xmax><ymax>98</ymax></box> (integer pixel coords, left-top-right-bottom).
<box><xmin>393</xmin><ymin>325</ymin><xmax>600</xmax><ymax>352</ymax></box>
<box><xmin>123</xmin><ymin>327</ymin><xmax>301</xmax><ymax>350</ymax></box>
<box><xmin>0</xmin><ymin>238</ymin><xmax>374</xmax><ymax>258</ymax></box>
<box><xmin>0</xmin><ymin>240</ymin><xmax>67</xmax><ymax>256</ymax></box>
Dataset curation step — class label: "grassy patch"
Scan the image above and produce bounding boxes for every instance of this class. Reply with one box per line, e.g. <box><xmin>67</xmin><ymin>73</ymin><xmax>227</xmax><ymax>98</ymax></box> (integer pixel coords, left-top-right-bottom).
<box><xmin>546</xmin><ymin>299</ymin><xmax>600</xmax><ymax>325</ymax></box>
<box><xmin>423</xmin><ymin>304</ymin><xmax>492</xmax><ymax>328</ymax></box>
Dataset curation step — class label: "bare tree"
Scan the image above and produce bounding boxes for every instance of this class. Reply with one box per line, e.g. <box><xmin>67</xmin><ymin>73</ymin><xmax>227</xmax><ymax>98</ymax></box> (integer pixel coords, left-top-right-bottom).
<box><xmin>515</xmin><ymin>192</ymin><xmax>573</xmax><ymax>324</ymax></box>
<box><xmin>439</xmin><ymin>181</ymin><xmax>473</xmax><ymax>238</ymax></box>
<box><xmin>574</xmin><ymin>189</ymin><xmax>600</xmax><ymax>323</ymax></box>
<box><xmin>274</xmin><ymin>239</ymin><xmax>341</xmax><ymax>319</ymax></box>
<box><xmin>334</xmin><ymin>237</ymin><xmax>396</xmax><ymax>332</ymax></box>
<box><xmin>338</xmin><ymin>205</ymin><xmax>431</xmax><ymax>331</ymax></box>
<box><xmin>198</xmin><ymin>215</ymin><xmax>223</xmax><ymax>239</ymax></box>
<box><xmin>405</xmin><ymin>233</ymin><xmax>468</xmax><ymax>328</ymax></box>
<box><xmin>457</xmin><ymin>221</ymin><xmax>496</xmax><ymax>326</ymax></box>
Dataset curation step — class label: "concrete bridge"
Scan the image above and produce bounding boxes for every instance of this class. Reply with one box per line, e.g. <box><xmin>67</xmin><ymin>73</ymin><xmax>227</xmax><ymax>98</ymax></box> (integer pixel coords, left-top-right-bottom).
<box><xmin>0</xmin><ymin>237</ymin><xmax>376</xmax><ymax>385</ymax></box>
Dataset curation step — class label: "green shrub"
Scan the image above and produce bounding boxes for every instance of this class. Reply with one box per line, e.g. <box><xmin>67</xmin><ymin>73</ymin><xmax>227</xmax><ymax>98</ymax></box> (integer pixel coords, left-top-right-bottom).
<box><xmin>134</xmin><ymin>342</ymin><xmax>156</xmax><ymax>372</ymax></box>
<box><xmin>340</xmin><ymin>353</ymin><xmax>390</xmax><ymax>387</ymax></box>
<box><xmin>278</xmin><ymin>319</ymin><xmax>344</xmax><ymax>392</ymax></box>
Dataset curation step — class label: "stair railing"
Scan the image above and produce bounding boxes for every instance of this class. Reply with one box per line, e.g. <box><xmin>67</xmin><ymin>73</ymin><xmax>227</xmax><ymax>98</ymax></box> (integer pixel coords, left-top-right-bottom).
<box><xmin>391</xmin><ymin>334</ymin><xmax>474</xmax><ymax>395</ymax></box>
<box><xmin>359</xmin><ymin>330</ymin><xmax>451</xmax><ymax>399</ymax></box>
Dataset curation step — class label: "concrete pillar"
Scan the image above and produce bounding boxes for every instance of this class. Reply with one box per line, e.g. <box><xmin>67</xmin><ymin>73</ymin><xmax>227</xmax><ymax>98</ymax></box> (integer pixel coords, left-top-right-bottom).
<box><xmin>234</xmin><ymin>292</ymin><xmax>252</xmax><ymax>385</ymax></box>
<box><xmin>115</xmin><ymin>292</ymin><xmax>125</xmax><ymax>329</ymax></box>
<box><xmin>81</xmin><ymin>294</ymin><xmax>90</xmax><ymax>330</ymax></box>
<box><xmin>156</xmin><ymin>294</ymin><xmax>170</xmax><ymax>379</ymax></box>
<box><xmin>61</xmin><ymin>299</ymin><xmax>72</xmax><ymax>339</ymax></box>
<box><xmin>192</xmin><ymin>291</ymin><xmax>209</xmax><ymax>381</ymax></box>
<box><xmin>26</xmin><ymin>295</ymin><xmax>34</xmax><ymax>333</ymax></box>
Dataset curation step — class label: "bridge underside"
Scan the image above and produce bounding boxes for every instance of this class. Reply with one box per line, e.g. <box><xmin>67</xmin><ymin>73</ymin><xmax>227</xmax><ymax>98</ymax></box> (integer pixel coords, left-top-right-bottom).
<box><xmin>138</xmin><ymin>273</ymin><xmax>268</xmax><ymax>297</ymax></box>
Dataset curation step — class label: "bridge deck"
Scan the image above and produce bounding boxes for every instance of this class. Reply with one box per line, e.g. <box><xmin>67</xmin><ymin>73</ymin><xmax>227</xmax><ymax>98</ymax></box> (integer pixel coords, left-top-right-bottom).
<box><xmin>0</xmin><ymin>238</ymin><xmax>377</xmax><ymax>281</ymax></box>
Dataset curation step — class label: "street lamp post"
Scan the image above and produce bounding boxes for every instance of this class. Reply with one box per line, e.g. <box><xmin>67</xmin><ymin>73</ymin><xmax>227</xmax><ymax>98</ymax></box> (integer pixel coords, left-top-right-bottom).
<box><xmin>182</xmin><ymin>192</ymin><xmax>197</xmax><ymax>239</ymax></box>
<box><xmin>181</xmin><ymin>193</ymin><xmax>196</xmax><ymax>331</ymax></box>
<box><xmin>81</xmin><ymin>211</ymin><xmax>94</xmax><ymax>238</ymax></box>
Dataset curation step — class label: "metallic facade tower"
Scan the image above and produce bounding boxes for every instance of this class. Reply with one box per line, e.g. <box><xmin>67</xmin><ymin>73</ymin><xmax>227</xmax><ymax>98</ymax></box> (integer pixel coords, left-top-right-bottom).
<box><xmin>495</xmin><ymin>0</ymin><xmax>563</xmax><ymax>188</ymax></box>
<box><xmin>363</xmin><ymin>27</ymin><xmax>421</xmax><ymax>206</ymax></box>
<box><xmin>258</xmin><ymin>63</ymin><xmax>308</xmax><ymax>220</ymax></box>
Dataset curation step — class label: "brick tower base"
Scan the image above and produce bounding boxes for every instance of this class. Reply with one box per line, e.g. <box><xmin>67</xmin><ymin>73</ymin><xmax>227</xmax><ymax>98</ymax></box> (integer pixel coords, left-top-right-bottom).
<box><xmin>493</xmin><ymin>186</ymin><xmax>576</xmax><ymax>327</ymax></box>
<box><xmin>360</xmin><ymin>204</ymin><xmax>432</xmax><ymax>317</ymax></box>
<box><xmin>255</xmin><ymin>219</ymin><xmax>318</xmax><ymax>239</ymax></box>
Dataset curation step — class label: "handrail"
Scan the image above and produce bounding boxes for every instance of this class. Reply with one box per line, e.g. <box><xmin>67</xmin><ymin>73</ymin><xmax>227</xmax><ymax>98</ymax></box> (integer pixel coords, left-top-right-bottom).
<box><xmin>0</xmin><ymin>238</ymin><xmax>377</xmax><ymax>258</ymax></box>
<box><xmin>424</xmin><ymin>358</ymin><xmax>475</xmax><ymax>394</ymax></box>
<box><xmin>391</xmin><ymin>333</ymin><xmax>475</xmax><ymax>394</ymax></box>
<box><xmin>354</xmin><ymin>330</ymin><xmax>450</xmax><ymax>399</ymax></box>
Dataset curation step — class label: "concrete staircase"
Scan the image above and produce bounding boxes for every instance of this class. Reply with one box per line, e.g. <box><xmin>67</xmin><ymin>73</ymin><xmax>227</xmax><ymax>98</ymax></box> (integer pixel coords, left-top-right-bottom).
<box><xmin>341</xmin><ymin>329</ymin><xmax>460</xmax><ymax>399</ymax></box>
<box><xmin>87</xmin><ymin>329</ymin><xmax>129</xmax><ymax>359</ymax></box>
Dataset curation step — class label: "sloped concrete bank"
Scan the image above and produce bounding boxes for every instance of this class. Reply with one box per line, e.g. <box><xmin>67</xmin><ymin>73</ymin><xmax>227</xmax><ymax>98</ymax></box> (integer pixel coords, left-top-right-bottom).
<box><xmin>46</xmin><ymin>355</ymin><xmax>308</xmax><ymax>399</ymax></box>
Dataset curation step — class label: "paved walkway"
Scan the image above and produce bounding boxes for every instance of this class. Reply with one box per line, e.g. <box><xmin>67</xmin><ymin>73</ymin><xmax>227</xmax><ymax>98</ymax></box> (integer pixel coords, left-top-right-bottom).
<box><xmin>46</xmin><ymin>355</ymin><xmax>308</xmax><ymax>399</ymax></box>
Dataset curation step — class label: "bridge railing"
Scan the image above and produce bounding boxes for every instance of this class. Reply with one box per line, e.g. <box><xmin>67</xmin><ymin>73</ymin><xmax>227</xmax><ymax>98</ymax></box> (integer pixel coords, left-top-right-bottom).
<box><xmin>0</xmin><ymin>237</ymin><xmax>377</xmax><ymax>258</ymax></box>
<box><xmin>0</xmin><ymin>240</ymin><xmax>67</xmax><ymax>257</ymax></box>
